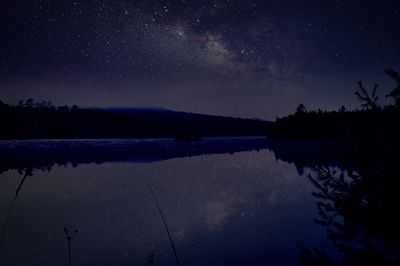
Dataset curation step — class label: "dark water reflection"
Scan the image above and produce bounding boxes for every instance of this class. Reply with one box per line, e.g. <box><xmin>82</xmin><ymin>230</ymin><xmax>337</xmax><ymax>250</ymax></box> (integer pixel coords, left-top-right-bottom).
<box><xmin>0</xmin><ymin>138</ymin><xmax>361</xmax><ymax>265</ymax></box>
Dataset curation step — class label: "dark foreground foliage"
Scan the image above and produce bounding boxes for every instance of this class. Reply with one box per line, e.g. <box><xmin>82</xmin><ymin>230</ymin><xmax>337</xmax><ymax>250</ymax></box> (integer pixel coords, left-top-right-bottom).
<box><xmin>298</xmin><ymin>138</ymin><xmax>400</xmax><ymax>265</ymax></box>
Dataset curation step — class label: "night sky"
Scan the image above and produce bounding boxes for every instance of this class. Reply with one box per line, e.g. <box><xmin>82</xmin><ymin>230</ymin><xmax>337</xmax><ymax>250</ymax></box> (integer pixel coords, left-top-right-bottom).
<box><xmin>1</xmin><ymin>0</ymin><xmax>400</xmax><ymax>119</ymax></box>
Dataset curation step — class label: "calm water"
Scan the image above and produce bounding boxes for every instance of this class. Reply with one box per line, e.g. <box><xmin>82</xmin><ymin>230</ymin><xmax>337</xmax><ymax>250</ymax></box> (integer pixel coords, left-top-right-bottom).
<box><xmin>0</xmin><ymin>138</ymin><xmax>337</xmax><ymax>265</ymax></box>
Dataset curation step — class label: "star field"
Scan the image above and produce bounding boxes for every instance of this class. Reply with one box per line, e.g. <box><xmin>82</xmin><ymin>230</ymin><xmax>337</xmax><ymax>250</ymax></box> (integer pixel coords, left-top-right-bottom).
<box><xmin>1</xmin><ymin>0</ymin><xmax>400</xmax><ymax>119</ymax></box>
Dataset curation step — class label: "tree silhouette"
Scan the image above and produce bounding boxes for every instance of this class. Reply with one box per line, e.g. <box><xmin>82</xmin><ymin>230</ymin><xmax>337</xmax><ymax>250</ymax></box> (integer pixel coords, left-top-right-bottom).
<box><xmin>24</xmin><ymin>98</ymin><xmax>34</xmax><ymax>108</ymax></box>
<box><xmin>0</xmin><ymin>99</ymin><xmax>7</xmax><ymax>109</ymax></box>
<box><xmin>355</xmin><ymin>80</ymin><xmax>379</xmax><ymax>111</ymax></box>
<box><xmin>17</xmin><ymin>100</ymin><xmax>24</xmax><ymax>108</ymax></box>
<box><xmin>384</xmin><ymin>68</ymin><xmax>400</xmax><ymax>107</ymax></box>
<box><xmin>296</xmin><ymin>103</ymin><xmax>306</xmax><ymax>114</ymax></box>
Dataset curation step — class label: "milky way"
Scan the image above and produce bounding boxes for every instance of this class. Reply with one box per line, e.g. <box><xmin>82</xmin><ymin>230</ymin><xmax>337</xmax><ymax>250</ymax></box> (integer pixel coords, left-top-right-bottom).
<box><xmin>1</xmin><ymin>0</ymin><xmax>400</xmax><ymax>119</ymax></box>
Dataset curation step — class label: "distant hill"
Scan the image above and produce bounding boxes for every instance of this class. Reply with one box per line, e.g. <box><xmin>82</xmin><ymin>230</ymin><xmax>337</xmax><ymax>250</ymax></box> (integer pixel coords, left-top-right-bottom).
<box><xmin>0</xmin><ymin>102</ymin><xmax>272</xmax><ymax>139</ymax></box>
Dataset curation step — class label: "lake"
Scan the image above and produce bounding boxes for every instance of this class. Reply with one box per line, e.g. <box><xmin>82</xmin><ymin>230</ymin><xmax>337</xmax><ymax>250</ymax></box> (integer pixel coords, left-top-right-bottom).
<box><xmin>0</xmin><ymin>138</ymin><xmax>340</xmax><ymax>265</ymax></box>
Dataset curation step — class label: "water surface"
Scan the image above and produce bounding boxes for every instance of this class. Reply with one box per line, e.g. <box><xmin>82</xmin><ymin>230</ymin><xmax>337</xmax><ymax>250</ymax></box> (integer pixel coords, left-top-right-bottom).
<box><xmin>0</xmin><ymin>138</ymin><xmax>336</xmax><ymax>265</ymax></box>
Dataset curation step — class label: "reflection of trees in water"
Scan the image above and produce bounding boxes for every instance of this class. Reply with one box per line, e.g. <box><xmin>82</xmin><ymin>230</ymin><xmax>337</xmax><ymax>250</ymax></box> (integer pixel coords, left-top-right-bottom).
<box><xmin>0</xmin><ymin>138</ymin><xmax>269</xmax><ymax>176</ymax></box>
<box><xmin>300</xmin><ymin>141</ymin><xmax>400</xmax><ymax>265</ymax></box>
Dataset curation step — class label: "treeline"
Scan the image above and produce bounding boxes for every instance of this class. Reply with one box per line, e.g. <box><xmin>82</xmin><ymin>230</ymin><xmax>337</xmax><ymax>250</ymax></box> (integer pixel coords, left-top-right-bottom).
<box><xmin>269</xmin><ymin>68</ymin><xmax>400</xmax><ymax>140</ymax></box>
<box><xmin>0</xmin><ymin>99</ymin><xmax>271</xmax><ymax>139</ymax></box>
<box><xmin>269</xmin><ymin>107</ymin><xmax>399</xmax><ymax>139</ymax></box>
